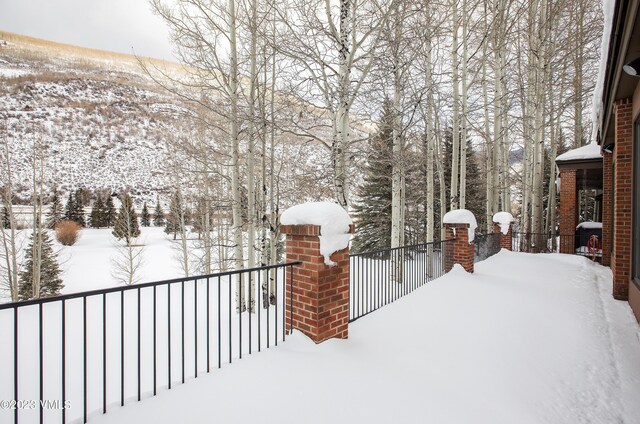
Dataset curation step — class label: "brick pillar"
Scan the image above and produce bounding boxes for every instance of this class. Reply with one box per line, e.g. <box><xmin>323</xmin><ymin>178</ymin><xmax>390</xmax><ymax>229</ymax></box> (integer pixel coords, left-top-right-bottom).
<box><xmin>281</xmin><ymin>224</ymin><xmax>352</xmax><ymax>343</ymax></box>
<box><xmin>443</xmin><ymin>223</ymin><xmax>474</xmax><ymax>273</ymax></box>
<box><xmin>602</xmin><ymin>151</ymin><xmax>613</xmax><ymax>267</ymax></box>
<box><xmin>559</xmin><ymin>168</ymin><xmax>578</xmax><ymax>254</ymax></box>
<box><xmin>493</xmin><ymin>223</ymin><xmax>513</xmax><ymax>251</ymax></box>
<box><xmin>612</xmin><ymin>98</ymin><xmax>633</xmax><ymax>300</ymax></box>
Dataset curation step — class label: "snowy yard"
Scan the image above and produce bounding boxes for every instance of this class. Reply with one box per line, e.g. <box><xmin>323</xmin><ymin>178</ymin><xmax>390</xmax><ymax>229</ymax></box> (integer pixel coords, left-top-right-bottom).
<box><xmin>1</xmin><ymin>227</ymin><xmax>217</xmax><ymax>303</ymax></box>
<box><xmin>84</xmin><ymin>250</ymin><xmax>640</xmax><ymax>424</ymax></box>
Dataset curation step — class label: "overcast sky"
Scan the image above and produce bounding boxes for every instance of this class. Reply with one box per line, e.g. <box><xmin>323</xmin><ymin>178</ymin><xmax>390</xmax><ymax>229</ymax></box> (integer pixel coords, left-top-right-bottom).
<box><xmin>0</xmin><ymin>0</ymin><xmax>175</xmax><ymax>60</ymax></box>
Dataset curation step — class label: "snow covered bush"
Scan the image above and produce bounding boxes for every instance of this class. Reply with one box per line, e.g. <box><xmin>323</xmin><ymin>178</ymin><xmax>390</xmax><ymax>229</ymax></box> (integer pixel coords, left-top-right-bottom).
<box><xmin>55</xmin><ymin>220</ymin><xmax>81</xmax><ymax>246</ymax></box>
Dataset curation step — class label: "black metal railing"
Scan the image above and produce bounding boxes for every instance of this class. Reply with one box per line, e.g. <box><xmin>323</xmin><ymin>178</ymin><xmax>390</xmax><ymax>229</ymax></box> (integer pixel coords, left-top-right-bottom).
<box><xmin>348</xmin><ymin>240</ymin><xmax>454</xmax><ymax>322</ymax></box>
<box><xmin>512</xmin><ymin>232</ymin><xmax>601</xmax><ymax>258</ymax></box>
<box><xmin>0</xmin><ymin>262</ymin><xmax>299</xmax><ymax>424</ymax></box>
<box><xmin>474</xmin><ymin>233</ymin><xmax>502</xmax><ymax>263</ymax></box>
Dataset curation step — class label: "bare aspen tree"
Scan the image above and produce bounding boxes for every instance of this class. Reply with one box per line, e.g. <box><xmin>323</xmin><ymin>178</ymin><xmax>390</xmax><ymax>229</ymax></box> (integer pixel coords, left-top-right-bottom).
<box><xmin>1</xmin><ymin>129</ymin><xmax>20</xmax><ymax>301</ymax></box>
<box><xmin>275</xmin><ymin>0</ymin><xmax>396</xmax><ymax>207</ymax></box>
<box><xmin>449</xmin><ymin>0</ymin><xmax>460</xmax><ymax>210</ymax></box>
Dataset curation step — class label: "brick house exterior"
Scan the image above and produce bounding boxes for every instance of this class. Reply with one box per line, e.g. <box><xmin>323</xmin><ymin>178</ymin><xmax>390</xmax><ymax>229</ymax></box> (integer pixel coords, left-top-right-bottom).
<box><xmin>595</xmin><ymin>0</ymin><xmax>640</xmax><ymax>320</ymax></box>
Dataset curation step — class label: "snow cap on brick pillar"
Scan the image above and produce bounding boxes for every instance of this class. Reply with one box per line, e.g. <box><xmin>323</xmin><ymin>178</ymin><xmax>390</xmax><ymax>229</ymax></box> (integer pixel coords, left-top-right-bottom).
<box><xmin>492</xmin><ymin>211</ymin><xmax>514</xmax><ymax>251</ymax></box>
<box><xmin>280</xmin><ymin>202</ymin><xmax>354</xmax><ymax>343</ymax></box>
<box><xmin>443</xmin><ymin>209</ymin><xmax>477</xmax><ymax>273</ymax></box>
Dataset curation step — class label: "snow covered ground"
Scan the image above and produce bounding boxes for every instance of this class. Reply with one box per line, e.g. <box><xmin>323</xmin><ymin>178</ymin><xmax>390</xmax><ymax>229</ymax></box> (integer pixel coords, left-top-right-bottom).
<box><xmin>1</xmin><ymin>227</ymin><xmax>208</xmax><ymax>303</ymax></box>
<box><xmin>86</xmin><ymin>250</ymin><xmax>640</xmax><ymax>424</ymax></box>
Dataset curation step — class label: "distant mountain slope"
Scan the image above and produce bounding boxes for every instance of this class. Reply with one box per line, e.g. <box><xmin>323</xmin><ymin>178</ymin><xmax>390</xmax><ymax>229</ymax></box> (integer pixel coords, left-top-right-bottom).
<box><xmin>0</xmin><ymin>31</ymin><xmax>190</xmax><ymax>202</ymax></box>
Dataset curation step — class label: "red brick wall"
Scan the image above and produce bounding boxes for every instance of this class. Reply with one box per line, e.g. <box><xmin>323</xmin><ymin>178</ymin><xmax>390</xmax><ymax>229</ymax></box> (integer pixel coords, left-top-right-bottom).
<box><xmin>444</xmin><ymin>224</ymin><xmax>474</xmax><ymax>273</ymax></box>
<box><xmin>282</xmin><ymin>224</ymin><xmax>349</xmax><ymax>343</ymax></box>
<box><xmin>559</xmin><ymin>169</ymin><xmax>577</xmax><ymax>254</ymax></box>
<box><xmin>602</xmin><ymin>151</ymin><xmax>613</xmax><ymax>267</ymax></box>
<box><xmin>493</xmin><ymin>223</ymin><xmax>512</xmax><ymax>250</ymax></box>
<box><xmin>612</xmin><ymin>98</ymin><xmax>633</xmax><ymax>300</ymax></box>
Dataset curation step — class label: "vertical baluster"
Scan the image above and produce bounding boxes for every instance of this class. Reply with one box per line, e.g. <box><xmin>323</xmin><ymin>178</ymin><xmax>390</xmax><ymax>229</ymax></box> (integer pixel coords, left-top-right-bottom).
<box><xmin>83</xmin><ymin>297</ymin><xmax>87</xmax><ymax>423</ymax></box>
<box><xmin>248</xmin><ymin>272</ymin><xmax>252</xmax><ymax>354</ymax></box>
<box><xmin>206</xmin><ymin>278</ymin><xmax>210</xmax><ymax>373</ymax></box>
<box><xmin>102</xmin><ymin>294</ymin><xmax>106</xmax><ymax>413</ymax></box>
<box><xmin>289</xmin><ymin>265</ymin><xmax>293</xmax><ymax>337</ymax></box>
<box><xmin>13</xmin><ymin>306</ymin><xmax>18</xmax><ymax>424</ymax></box>
<box><xmin>275</xmin><ymin>269</ymin><xmax>279</xmax><ymax>346</ymax></box>
<box><xmin>153</xmin><ymin>286</ymin><xmax>157</xmax><ymax>396</ymax></box>
<box><xmin>228</xmin><ymin>275</ymin><xmax>232</xmax><ymax>364</ymax></box>
<box><xmin>39</xmin><ymin>303</ymin><xmax>43</xmax><ymax>424</ymax></box>
<box><xmin>121</xmin><ymin>291</ymin><xmax>125</xmax><ymax>406</ymax></box>
<box><xmin>181</xmin><ymin>281</ymin><xmax>185</xmax><ymax>384</ymax></box>
<box><xmin>194</xmin><ymin>280</ymin><xmax>198</xmax><ymax>378</ymax></box>
<box><xmin>137</xmin><ymin>288</ymin><xmax>141</xmax><ymax>401</ymax></box>
<box><xmin>167</xmin><ymin>284</ymin><xmax>171</xmax><ymax>390</ymax></box>
<box><xmin>257</xmin><ymin>272</ymin><xmax>261</xmax><ymax>351</ymax></box>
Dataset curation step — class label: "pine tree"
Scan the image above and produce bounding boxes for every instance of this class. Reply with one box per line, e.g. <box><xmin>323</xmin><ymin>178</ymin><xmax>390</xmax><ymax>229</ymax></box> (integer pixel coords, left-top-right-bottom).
<box><xmin>18</xmin><ymin>230</ymin><xmax>64</xmax><ymax>300</ymax></box>
<box><xmin>64</xmin><ymin>192</ymin><xmax>75</xmax><ymax>222</ymax></box>
<box><xmin>352</xmin><ymin>100</ymin><xmax>394</xmax><ymax>253</ymax></box>
<box><xmin>440</xmin><ymin>128</ymin><xmax>485</xmax><ymax>229</ymax></box>
<box><xmin>2</xmin><ymin>206</ymin><xmax>9</xmax><ymax>229</ymax></box>
<box><xmin>140</xmin><ymin>202</ymin><xmax>151</xmax><ymax>227</ymax></box>
<box><xmin>153</xmin><ymin>198</ymin><xmax>165</xmax><ymax>227</ymax></box>
<box><xmin>45</xmin><ymin>187</ymin><xmax>64</xmax><ymax>229</ymax></box>
<box><xmin>112</xmin><ymin>194</ymin><xmax>140</xmax><ymax>245</ymax></box>
<box><xmin>165</xmin><ymin>191</ymin><xmax>183</xmax><ymax>240</ymax></box>
<box><xmin>105</xmin><ymin>195</ymin><xmax>116</xmax><ymax>228</ymax></box>
<box><xmin>90</xmin><ymin>195</ymin><xmax>106</xmax><ymax>228</ymax></box>
<box><xmin>73</xmin><ymin>191</ymin><xmax>86</xmax><ymax>227</ymax></box>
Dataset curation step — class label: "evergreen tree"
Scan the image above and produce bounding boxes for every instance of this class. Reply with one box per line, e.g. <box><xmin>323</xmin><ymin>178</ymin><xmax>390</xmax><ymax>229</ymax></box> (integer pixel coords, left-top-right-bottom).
<box><xmin>73</xmin><ymin>191</ymin><xmax>86</xmax><ymax>227</ymax></box>
<box><xmin>105</xmin><ymin>195</ymin><xmax>116</xmax><ymax>227</ymax></box>
<box><xmin>64</xmin><ymin>192</ymin><xmax>75</xmax><ymax>222</ymax></box>
<box><xmin>439</xmin><ymin>128</ymin><xmax>485</xmax><ymax>229</ymax></box>
<box><xmin>112</xmin><ymin>194</ymin><xmax>140</xmax><ymax>245</ymax></box>
<box><xmin>2</xmin><ymin>206</ymin><xmax>9</xmax><ymax>229</ymax></box>
<box><xmin>18</xmin><ymin>231</ymin><xmax>64</xmax><ymax>300</ymax></box>
<box><xmin>153</xmin><ymin>198</ymin><xmax>166</xmax><ymax>227</ymax></box>
<box><xmin>352</xmin><ymin>100</ymin><xmax>394</xmax><ymax>253</ymax></box>
<box><xmin>165</xmin><ymin>191</ymin><xmax>183</xmax><ymax>240</ymax></box>
<box><xmin>45</xmin><ymin>187</ymin><xmax>64</xmax><ymax>229</ymax></box>
<box><xmin>140</xmin><ymin>202</ymin><xmax>151</xmax><ymax>227</ymax></box>
<box><xmin>90</xmin><ymin>195</ymin><xmax>106</xmax><ymax>228</ymax></box>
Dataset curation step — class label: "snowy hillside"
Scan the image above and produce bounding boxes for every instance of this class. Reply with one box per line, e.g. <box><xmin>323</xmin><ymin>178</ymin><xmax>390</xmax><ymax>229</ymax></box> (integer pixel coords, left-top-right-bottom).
<box><xmin>0</xmin><ymin>32</ymin><xmax>195</xmax><ymax>203</ymax></box>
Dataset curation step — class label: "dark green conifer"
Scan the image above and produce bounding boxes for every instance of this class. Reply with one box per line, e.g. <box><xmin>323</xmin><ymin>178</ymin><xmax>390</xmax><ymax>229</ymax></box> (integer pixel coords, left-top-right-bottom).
<box><xmin>105</xmin><ymin>195</ymin><xmax>116</xmax><ymax>227</ymax></box>
<box><xmin>90</xmin><ymin>195</ymin><xmax>106</xmax><ymax>228</ymax></box>
<box><xmin>112</xmin><ymin>194</ymin><xmax>140</xmax><ymax>245</ymax></box>
<box><xmin>140</xmin><ymin>202</ymin><xmax>151</xmax><ymax>227</ymax></box>
<box><xmin>153</xmin><ymin>198</ymin><xmax>165</xmax><ymax>227</ymax></box>
<box><xmin>18</xmin><ymin>231</ymin><xmax>64</xmax><ymax>300</ymax></box>
<box><xmin>352</xmin><ymin>98</ymin><xmax>394</xmax><ymax>253</ymax></box>
<box><xmin>45</xmin><ymin>187</ymin><xmax>64</xmax><ymax>229</ymax></box>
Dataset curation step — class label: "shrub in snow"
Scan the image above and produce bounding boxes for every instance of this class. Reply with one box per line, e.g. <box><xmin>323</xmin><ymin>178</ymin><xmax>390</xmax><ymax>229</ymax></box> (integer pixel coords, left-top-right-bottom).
<box><xmin>55</xmin><ymin>220</ymin><xmax>81</xmax><ymax>246</ymax></box>
<box><xmin>281</xmin><ymin>202</ymin><xmax>352</xmax><ymax>266</ymax></box>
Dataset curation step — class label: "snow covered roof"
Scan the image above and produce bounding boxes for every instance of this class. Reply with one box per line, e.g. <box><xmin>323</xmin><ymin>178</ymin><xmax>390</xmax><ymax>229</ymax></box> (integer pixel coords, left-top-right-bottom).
<box><xmin>555</xmin><ymin>143</ymin><xmax>602</xmax><ymax>163</ymax></box>
<box><xmin>443</xmin><ymin>209</ymin><xmax>477</xmax><ymax>243</ymax></box>
<box><xmin>577</xmin><ymin>222</ymin><xmax>603</xmax><ymax>230</ymax></box>
<box><xmin>281</xmin><ymin>201</ymin><xmax>353</xmax><ymax>266</ymax></box>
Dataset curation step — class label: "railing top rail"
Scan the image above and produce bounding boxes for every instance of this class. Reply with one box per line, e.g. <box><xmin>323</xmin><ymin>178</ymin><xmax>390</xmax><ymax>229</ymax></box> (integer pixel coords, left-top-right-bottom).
<box><xmin>349</xmin><ymin>239</ymin><xmax>455</xmax><ymax>257</ymax></box>
<box><xmin>512</xmin><ymin>232</ymin><xmax>579</xmax><ymax>236</ymax></box>
<box><xmin>0</xmin><ymin>261</ymin><xmax>302</xmax><ymax>311</ymax></box>
<box><xmin>475</xmin><ymin>232</ymin><xmax>502</xmax><ymax>238</ymax></box>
